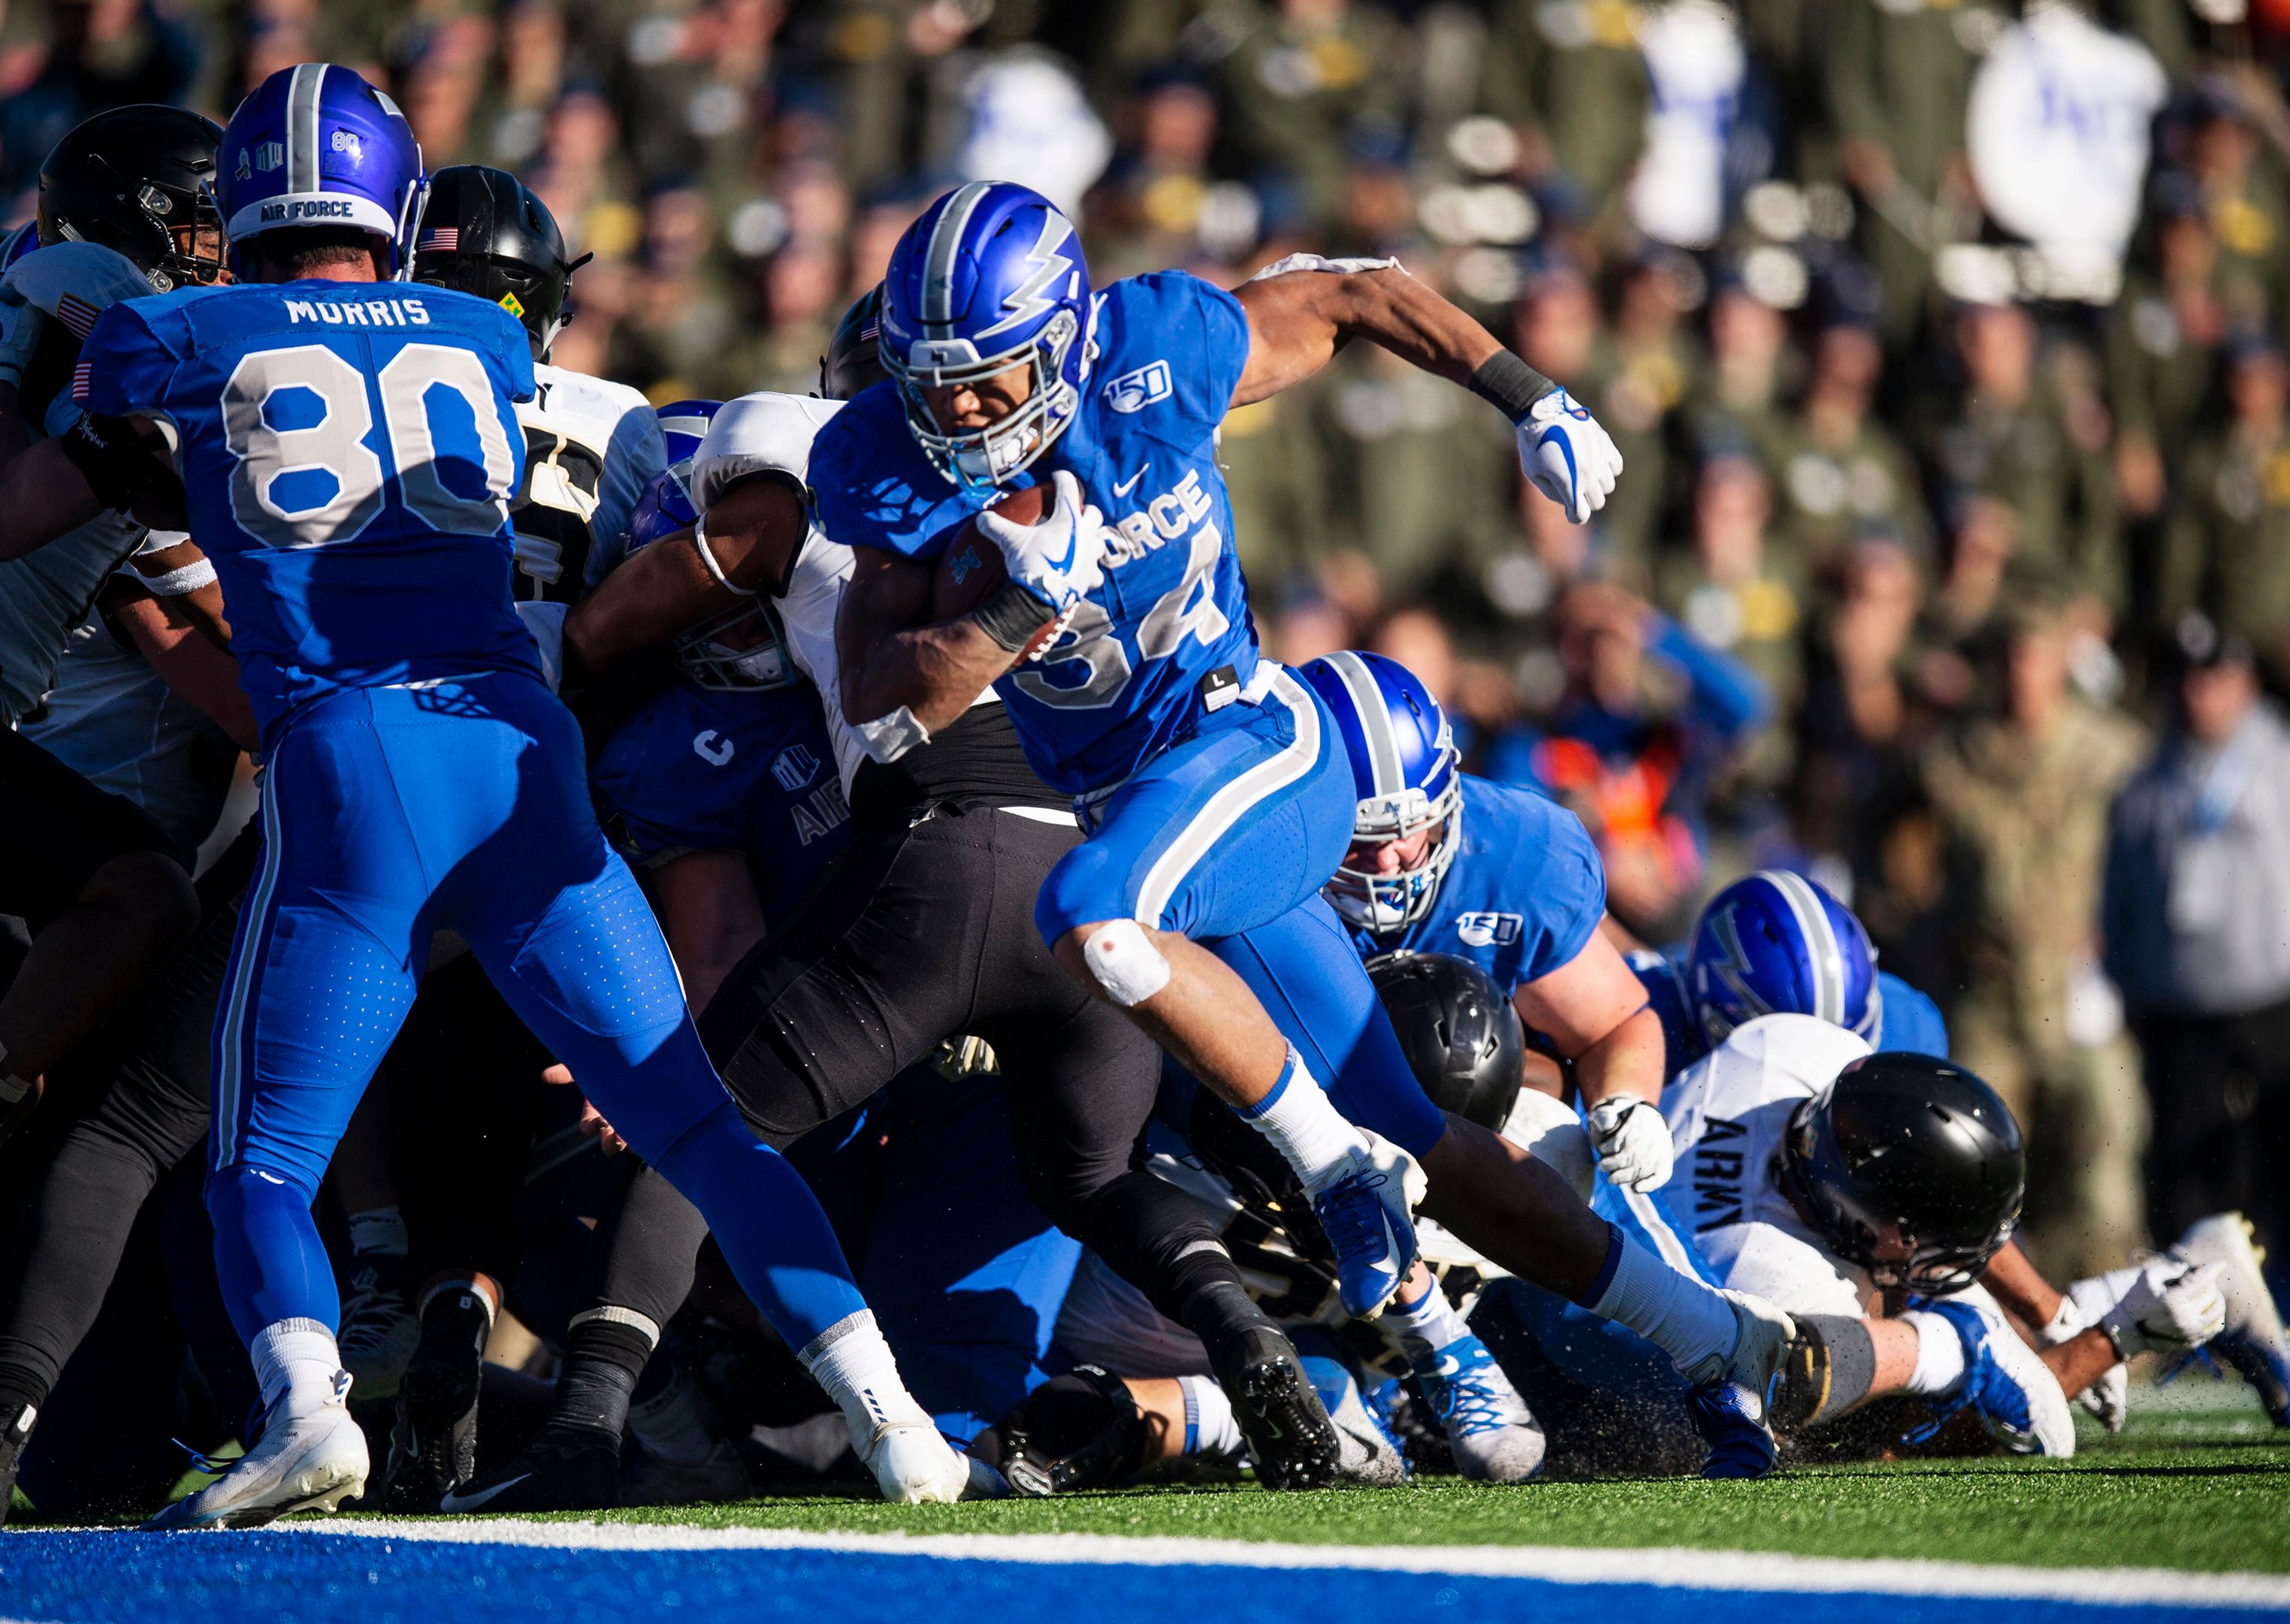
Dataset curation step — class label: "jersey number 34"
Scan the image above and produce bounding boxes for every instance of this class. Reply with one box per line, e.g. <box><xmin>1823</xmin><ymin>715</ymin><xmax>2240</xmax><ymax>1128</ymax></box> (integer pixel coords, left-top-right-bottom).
<box><xmin>222</xmin><ymin>343</ymin><xmax>520</xmax><ymax>549</ymax></box>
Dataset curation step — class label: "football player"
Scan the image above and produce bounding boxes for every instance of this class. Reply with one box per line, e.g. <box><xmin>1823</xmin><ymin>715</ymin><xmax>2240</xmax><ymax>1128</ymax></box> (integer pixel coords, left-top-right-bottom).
<box><xmin>0</xmin><ymin>63</ymin><xmax>992</xmax><ymax>1522</ymax></box>
<box><xmin>408</xmin><ymin>165</ymin><xmax>663</xmax><ymax>605</ymax></box>
<box><xmin>1663</xmin><ymin>1018</ymin><xmax>2226</xmax><ymax>1456</ymax></box>
<box><xmin>0</xmin><ymin>104</ymin><xmax>228</xmax><ymax>1146</ymax></box>
<box><xmin>1631</xmin><ymin>870</ymin><xmax>1948</xmax><ymax>1078</ymax></box>
<box><xmin>811</xmin><ymin>185</ymin><xmax>1793</xmax><ymax>1472</ymax></box>
<box><xmin>449</xmin><ymin>290</ymin><xmax>1345</xmax><ymax>1508</ymax></box>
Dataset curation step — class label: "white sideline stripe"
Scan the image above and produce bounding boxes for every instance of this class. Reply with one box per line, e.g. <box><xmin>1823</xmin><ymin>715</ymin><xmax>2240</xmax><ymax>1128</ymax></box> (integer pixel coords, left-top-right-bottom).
<box><xmin>283</xmin><ymin>1520</ymin><xmax>2290</xmax><ymax>1610</ymax></box>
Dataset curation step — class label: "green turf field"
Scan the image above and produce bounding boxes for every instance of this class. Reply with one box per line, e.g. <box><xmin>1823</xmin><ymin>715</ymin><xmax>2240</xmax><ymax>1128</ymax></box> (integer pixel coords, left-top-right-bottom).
<box><xmin>484</xmin><ymin>1380</ymin><xmax>2290</xmax><ymax>1577</ymax></box>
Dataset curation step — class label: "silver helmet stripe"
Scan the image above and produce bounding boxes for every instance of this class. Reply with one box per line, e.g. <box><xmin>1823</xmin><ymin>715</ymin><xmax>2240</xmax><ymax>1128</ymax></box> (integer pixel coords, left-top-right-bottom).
<box><xmin>286</xmin><ymin>62</ymin><xmax>325</xmax><ymax>197</ymax></box>
<box><xmin>1325</xmin><ymin>651</ymin><xmax>1402</xmax><ymax>798</ymax></box>
<box><xmin>1762</xmin><ymin>868</ymin><xmax>1844</xmax><ymax>1025</ymax></box>
<box><xmin>921</xmin><ymin>181</ymin><xmax>995</xmax><ymax>339</ymax></box>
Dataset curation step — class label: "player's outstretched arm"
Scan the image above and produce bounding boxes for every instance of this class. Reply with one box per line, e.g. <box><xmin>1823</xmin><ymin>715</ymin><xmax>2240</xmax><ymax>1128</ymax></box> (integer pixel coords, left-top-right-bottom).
<box><xmin>1231</xmin><ymin>258</ymin><xmax>1622</xmax><ymax>523</ymax></box>
<box><xmin>1512</xmin><ymin>930</ymin><xmax>1672</xmax><ymax>1192</ymax></box>
<box><xmin>837</xmin><ymin>541</ymin><xmax>1020</xmax><ymax>738</ymax></box>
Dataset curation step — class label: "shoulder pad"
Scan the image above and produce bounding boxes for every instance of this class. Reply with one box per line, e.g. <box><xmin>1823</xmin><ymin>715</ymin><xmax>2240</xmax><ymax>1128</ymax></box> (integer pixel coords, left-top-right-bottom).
<box><xmin>693</xmin><ymin>392</ymin><xmax>844</xmax><ymax>514</ymax></box>
<box><xmin>3</xmin><ymin>240</ymin><xmax>157</xmax><ymax>331</ymax></box>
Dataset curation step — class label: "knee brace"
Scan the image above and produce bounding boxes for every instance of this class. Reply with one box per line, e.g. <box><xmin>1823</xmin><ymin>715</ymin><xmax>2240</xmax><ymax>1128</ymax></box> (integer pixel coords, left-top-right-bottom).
<box><xmin>1771</xmin><ymin>1313</ymin><xmax>1881</xmax><ymax>1433</ymax></box>
<box><xmin>1083</xmin><ymin>919</ymin><xmax>1170</xmax><ymax>1008</ymax></box>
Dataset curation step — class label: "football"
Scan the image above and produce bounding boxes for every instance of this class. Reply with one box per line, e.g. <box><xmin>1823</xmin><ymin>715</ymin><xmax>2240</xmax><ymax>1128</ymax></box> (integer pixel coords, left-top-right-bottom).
<box><xmin>930</xmin><ymin>482</ymin><xmax>1061</xmax><ymax>660</ymax></box>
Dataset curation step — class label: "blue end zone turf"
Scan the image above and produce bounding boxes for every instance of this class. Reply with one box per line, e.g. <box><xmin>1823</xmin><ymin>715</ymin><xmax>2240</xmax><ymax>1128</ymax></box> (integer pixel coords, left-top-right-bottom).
<box><xmin>0</xmin><ymin>1529</ymin><xmax>2282</xmax><ymax>1624</ymax></box>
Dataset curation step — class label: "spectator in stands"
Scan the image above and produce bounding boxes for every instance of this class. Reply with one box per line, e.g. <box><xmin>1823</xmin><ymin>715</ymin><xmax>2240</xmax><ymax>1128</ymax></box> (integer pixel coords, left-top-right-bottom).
<box><xmin>2162</xmin><ymin>329</ymin><xmax>2290</xmax><ymax>686</ymax></box>
<box><xmin>2105</xmin><ymin>615</ymin><xmax>2290</xmax><ymax>1263</ymax></box>
<box><xmin>1485</xmin><ymin>582</ymin><xmax>1769</xmax><ymax>937</ymax></box>
<box><xmin>1921</xmin><ymin>602</ymin><xmax>2151</xmax><ymax>1278</ymax></box>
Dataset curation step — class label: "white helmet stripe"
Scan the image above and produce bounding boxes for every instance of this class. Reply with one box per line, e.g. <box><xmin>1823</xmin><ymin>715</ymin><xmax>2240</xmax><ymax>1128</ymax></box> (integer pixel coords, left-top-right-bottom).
<box><xmin>1763</xmin><ymin>868</ymin><xmax>1844</xmax><ymax>1025</ymax></box>
<box><xmin>286</xmin><ymin>62</ymin><xmax>325</xmax><ymax>198</ymax></box>
<box><xmin>1325</xmin><ymin>651</ymin><xmax>1402</xmax><ymax>798</ymax></box>
<box><xmin>921</xmin><ymin>182</ymin><xmax>995</xmax><ymax>337</ymax></box>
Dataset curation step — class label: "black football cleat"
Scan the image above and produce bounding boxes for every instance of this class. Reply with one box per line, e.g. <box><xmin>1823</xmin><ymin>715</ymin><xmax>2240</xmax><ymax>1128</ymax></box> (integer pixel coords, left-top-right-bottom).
<box><xmin>437</xmin><ymin>1424</ymin><xmax>621</xmax><ymax>1514</ymax></box>
<box><xmin>1208</xmin><ymin>1322</ymin><xmax>1343</xmax><ymax>1491</ymax></box>
<box><xmin>385</xmin><ymin>1288</ymin><xmax>492</xmax><ymax>1509</ymax></box>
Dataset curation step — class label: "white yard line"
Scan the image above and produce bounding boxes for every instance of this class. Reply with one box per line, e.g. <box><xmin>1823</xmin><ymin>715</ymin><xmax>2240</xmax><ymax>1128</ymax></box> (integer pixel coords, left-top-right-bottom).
<box><xmin>282</xmin><ymin>1518</ymin><xmax>2290</xmax><ymax>1610</ymax></box>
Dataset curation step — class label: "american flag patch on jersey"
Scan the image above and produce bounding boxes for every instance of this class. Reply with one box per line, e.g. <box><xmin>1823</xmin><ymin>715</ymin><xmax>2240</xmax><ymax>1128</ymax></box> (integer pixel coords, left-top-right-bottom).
<box><xmin>418</xmin><ymin>226</ymin><xmax>459</xmax><ymax>253</ymax></box>
<box><xmin>71</xmin><ymin>360</ymin><xmax>92</xmax><ymax>401</ymax></box>
<box><xmin>54</xmin><ymin>293</ymin><xmax>100</xmax><ymax>339</ymax></box>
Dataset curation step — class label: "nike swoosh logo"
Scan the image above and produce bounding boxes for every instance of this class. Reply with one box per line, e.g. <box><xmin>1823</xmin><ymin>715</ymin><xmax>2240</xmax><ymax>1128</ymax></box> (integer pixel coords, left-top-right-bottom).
<box><xmin>1043</xmin><ymin>532</ymin><xmax>1079</xmax><ymax>573</ymax></box>
<box><xmin>439</xmin><ymin>1472</ymin><xmax>530</xmax><ymax>1511</ymax></box>
<box><xmin>1113</xmin><ymin>467</ymin><xmax>1146</xmax><ymax>497</ymax></box>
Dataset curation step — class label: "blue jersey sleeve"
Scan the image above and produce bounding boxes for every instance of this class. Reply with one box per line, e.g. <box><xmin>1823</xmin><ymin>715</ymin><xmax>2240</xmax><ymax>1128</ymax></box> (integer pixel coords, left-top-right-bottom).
<box><xmin>809</xmin><ymin>383</ymin><xmax>1001</xmax><ymax>563</ymax></box>
<box><xmin>77</xmin><ymin>297</ymin><xmax>185</xmax><ymax>419</ymax></box>
<box><xmin>1097</xmin><ymin>272</ymin><xmax>1249</xmax><ymax>451</ymax></box>
<box><xmin>1873</xmin><ymin>971</ymin><xmax>1950</xmax><ymax>1058</ymax></box>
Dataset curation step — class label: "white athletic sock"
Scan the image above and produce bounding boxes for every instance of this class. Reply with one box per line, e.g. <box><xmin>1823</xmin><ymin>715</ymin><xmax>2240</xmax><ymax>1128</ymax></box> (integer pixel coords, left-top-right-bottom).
<box><xmin>1236</xmin><ymin>1046</ymin><xmax>1366</xmax><ymax>1190</ymax></box>
<box><xmin>799</xmin><ymin>1310</ymin><xmax>932</xmax><ymax>1432</ymax></box>
<box><xmin>1385</xmin><ymin>1273</ymin><xmax>1471</xmax><ymax>1366</ymax></box>
<box><xmin>251</xmin><ymin>1318</ymin><xmax>348</xmax><ymax>1421</ymax></box>
<box><xmin>628</xmin><ymin>1369</ymin><xmax>719</xmax><ymax>1467</ymax></box>
<box><xmin>346</xmin><ymin>1206</ymin><xmax>409</xmax><ymax>1258</ymax></box>
<box><xmin>1177</xmin><ymin>1374</ymin><xmax>1242</xmax><ymax>1458</ymax></box>
<box><xmin>1901</xmin><ymin>1309</ymin><xmax>1970</xmax><ymax>1397</ymax></box>
<box><xmin>1590</xmin><ymin>1233</ymin><xmax>1740</xmax><ymax>1383</ymax></box>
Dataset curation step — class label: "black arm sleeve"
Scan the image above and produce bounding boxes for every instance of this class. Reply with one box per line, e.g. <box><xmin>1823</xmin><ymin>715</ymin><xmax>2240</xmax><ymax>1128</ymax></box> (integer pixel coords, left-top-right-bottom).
<box><xmin>58</xmin><ymin>412</ymin><xmax>180</xmax><ymax>512</ymax></box>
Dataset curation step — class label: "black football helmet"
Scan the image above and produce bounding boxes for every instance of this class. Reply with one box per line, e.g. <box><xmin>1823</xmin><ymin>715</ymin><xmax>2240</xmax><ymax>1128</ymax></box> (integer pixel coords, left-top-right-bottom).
<box><xmin>1778</xmin><ymin>1051</ymin><xmax>2025</xmax><ymax>1294</ymax></box>
<box><xmin>411</xmin><ymin>165</ymin><xmax>588</xmax><ymax>358</ymax></box>
<box><xmin>820</xmin><ymin>285</ymin><xmax>886</xmax><ymax>400</ymax></box>
<box><xmin>1368</xmin><ymin>952</ymin><xmax>1524</xmax><ymax>1132</ymax></box>
<box><xmin>37</xmin><ymin>104</ymin><xmax>226</xmax><ymax>291</ymax></box>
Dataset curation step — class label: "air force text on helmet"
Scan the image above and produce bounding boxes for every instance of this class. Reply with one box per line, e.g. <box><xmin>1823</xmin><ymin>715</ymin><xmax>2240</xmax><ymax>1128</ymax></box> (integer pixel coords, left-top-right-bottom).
<box><xmin>260</xmin><ymin>198</ymin><xmax>362</xmax><ymax>224</ymax></box>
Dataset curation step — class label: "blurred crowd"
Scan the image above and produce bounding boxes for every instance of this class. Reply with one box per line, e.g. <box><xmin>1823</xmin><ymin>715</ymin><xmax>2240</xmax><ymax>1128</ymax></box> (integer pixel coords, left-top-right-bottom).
<box><xmin>9</xmin><ymin>0</ymin><xmax>2290</xmax><ymax>1274</ymax></box>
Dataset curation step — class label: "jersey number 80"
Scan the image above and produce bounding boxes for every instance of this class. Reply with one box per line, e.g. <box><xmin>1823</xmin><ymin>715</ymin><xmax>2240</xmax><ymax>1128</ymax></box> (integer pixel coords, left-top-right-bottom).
<box><xmin>221</xmin><ymin>343</ymin><xmax>520</xmax><ymax>550</ymax></box>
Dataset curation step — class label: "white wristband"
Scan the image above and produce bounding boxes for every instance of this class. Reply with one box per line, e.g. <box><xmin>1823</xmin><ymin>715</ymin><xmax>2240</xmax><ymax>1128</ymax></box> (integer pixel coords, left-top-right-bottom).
<box><xmin>126</xmin><ymin>557</ymin><xmax>218</xmax><ymax>597</ymax></box>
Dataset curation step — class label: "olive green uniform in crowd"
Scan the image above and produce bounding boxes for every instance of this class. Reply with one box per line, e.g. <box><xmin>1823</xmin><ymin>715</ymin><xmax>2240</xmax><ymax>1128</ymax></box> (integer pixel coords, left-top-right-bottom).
<box><xmin>2162</xmin><ymin>421</ymin><xmax>2290</xmax><ymax>684</ymax></box>
<box><xmin>1479</xmin><ymin>0</ymin><xmax>1649</xmax><ymax>222</ymax></box>
<box><xmin>1921</xmin><ymin>700</ymin><xmax>2153</xmax><ymax>1280</ymax></box>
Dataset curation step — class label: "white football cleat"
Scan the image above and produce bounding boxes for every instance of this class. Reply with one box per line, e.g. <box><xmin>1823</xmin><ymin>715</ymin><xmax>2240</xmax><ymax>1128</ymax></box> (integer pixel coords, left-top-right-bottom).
<box><xmin>1415</xmin><ymin>1334</ymin><xmax>1545</xmax><ymax>1483</ymax></box>
<box><xmin>144</xmin><ymin>1399</ymin><xmax>369</xmax><ymax>1529</ymax></box>
<box><xmin>2171</xmin><ymin>1212</ymin><xmax>2290</xmax><ymax>1427</ymax></box>
<box><xmin>856</xmin><ymin>1419</ymin><xmax>1008</xmax><ymax>1504</ymax></box>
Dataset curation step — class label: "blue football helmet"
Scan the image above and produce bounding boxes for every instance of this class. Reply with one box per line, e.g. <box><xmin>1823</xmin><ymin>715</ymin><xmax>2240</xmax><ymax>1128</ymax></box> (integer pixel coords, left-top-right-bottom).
<box><xmin>627</xmin><ymin>449</ymin><xmax>798</xmax><ymax>693</ymax></box>
<box><xmin>655</xmin><ymin>397</ymin><xmax>719</xmax><ymax>469</ymax></box>
<box><xmin>1688</xmin><ymin>870</ymin><xmax>1883</xmax><ymax>1047</ymax></box>
<box><xmin>1298</xmin><ymin>651</ymin><xmax>1464</xmax><ymax>933</ymax></box>
<box><xmin>878</xmin><ymin>180</ymin><xmax>1094</xmax><ymax>494</ymax></box>
<box><xmin>213</xmin><ymin>63</ymin><xmax>426</xmax><ymax>277</ymax></box>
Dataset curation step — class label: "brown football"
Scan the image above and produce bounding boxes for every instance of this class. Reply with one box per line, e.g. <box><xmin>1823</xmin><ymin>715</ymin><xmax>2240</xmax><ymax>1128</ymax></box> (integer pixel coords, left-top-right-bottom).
<box><xmin>931</xmin><ymin>483</ymin><xmax>1061</xmax><ymax>660</ymax></box>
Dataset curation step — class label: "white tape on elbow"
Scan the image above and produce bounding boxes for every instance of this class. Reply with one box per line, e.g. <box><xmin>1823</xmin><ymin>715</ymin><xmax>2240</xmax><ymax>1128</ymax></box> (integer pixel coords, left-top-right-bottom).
<box><xmin>858</xmin><ymin>705</ymin><xmax>930</xmax><ymax>763</ymax></box>
<box><xmin>1083</xmin><ymin>918</ymin><xmax>1171</xmax><ymax>1008</ymax></box>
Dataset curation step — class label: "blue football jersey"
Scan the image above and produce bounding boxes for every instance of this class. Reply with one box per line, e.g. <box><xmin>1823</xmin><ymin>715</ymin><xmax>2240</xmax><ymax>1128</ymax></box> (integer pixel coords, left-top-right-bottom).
<box><xmin>591</xmin><ymin>679</ymin><xmax>852</xmax><ymax>928</ymax></box>
<box><xmin>1349</xmin><ymin>775</ymin><xmax>1606</xmax><ymax>999</ymax></box>
<box><xmin>77</xmin><ymin>280</ymin><xmax>539</xmax><ymax>741</ymax></box>
<box><xmin>812</xmin><ymin>272</ymin><xmax>1261</xmax><ymax>795</ymax></box>
<box><xmin>1630</xmin><ymin>952</ymin><xmax>1950</xmax><ymax>1081</ymax></box>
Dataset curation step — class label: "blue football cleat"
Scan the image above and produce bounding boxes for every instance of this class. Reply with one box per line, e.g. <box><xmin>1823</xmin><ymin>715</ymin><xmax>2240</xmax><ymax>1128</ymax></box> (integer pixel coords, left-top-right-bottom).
<box><xmin>1906</xmin><ymin>1296</ymin><xmax>2074</xmax><ymax>1456</ymax></box>
<box><xmin>1687</xmin><ymin>1378</ymin><xmax>1776</xmax><ymax>1479</ymax></box>
<box><xmin>1310</xmin><ymin>1133</ymin><xmax>1424</xmax><ymax>1320</ymax></box>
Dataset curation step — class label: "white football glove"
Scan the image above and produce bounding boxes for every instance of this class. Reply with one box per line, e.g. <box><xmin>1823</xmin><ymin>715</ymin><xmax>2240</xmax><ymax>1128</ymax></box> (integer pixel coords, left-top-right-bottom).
<box><xmin>514</xmin><ymin>599</ymin><xmax>568</xmax><ymax>693</ymax></box>
<box><xmin>972</xmin><ymin>468</ymin><xmax>1107</xmax><ymax>615</ymax></box>
<box><xmin>2101</xmin><ymin>1259</ymin><xmax>2227</xmax><ymax>1357</ymax></box>
<box><xmin>1517</xmin><ymin>388</ymin><xmax>1624</xmax><ymax>524</ymax></box>
<box><xmin>1587</xmin><ymin>1095</ymin><xmax>1672</xmax><ymax>1192</ymax></box>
